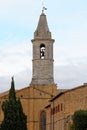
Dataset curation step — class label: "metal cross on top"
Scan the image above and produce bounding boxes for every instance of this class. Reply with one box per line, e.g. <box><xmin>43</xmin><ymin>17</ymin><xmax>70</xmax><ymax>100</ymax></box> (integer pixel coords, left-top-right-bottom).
<box><xmin>42</xmin><ymin>6</ymin><xmax>47</xmax><ymax>13</ymax></box>
<box><xmin>41</xmin><ymin>0</ymin><xmax>47</xmax><ymax>13</ymax></box>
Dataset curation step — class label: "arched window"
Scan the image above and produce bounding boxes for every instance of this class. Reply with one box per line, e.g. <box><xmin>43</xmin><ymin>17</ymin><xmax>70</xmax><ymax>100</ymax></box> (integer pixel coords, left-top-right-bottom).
<box><xmin>40</xmin><ymin>111</ymin><xmax>46</xmax><ymax>130</ymax></box>
<box><xmin>40</xmin><ymin>44</ymin><xmax>45</xmax><ymax>59</ymax></box>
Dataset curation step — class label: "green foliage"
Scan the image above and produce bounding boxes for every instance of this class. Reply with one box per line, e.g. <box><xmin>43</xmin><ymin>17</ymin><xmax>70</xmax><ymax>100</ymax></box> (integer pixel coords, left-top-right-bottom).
<box><xmin>0</xmin><ymin>77</ymin><xmax>27</xmax><ymax>130</ymax></box>
<box><xmin>9</xmin><ymin>77</ymin><xmax>16</xmax><ymax>101</ymax></box>
<box><xmin>73</xmin><ymin>110</ymin><xmax>87</xmax><ymax>130</ymax></box>
<box><xmin>69</xmin><ymin>123</ymin><xmax>75</xmax><ymax>130</ymax></box>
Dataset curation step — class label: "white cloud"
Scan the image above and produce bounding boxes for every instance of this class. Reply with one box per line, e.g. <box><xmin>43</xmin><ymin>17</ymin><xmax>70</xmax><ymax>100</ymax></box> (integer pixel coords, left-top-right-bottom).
<box><xmin>0</xmin><ymin>76</ymin><xmax>11</xmax><ymax>92</ymax></box>
<box><xmin>0</xmin><ymin>69</ymin><xmax>32</xmax><ymax>92</ymax></box>
<box><xmin>54</xmin><ymin>60</ymin><xmax>87</xmax><ymax>89</ymax></box>
<box><xmin>0</xmin><ymin>40</ymin><xmax>32</xmax><ymax>76</ymax></box>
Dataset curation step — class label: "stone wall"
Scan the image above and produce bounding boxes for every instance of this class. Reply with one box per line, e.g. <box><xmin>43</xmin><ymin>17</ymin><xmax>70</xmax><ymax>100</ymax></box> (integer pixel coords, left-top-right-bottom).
<box><xmin>46</xmin><ymin>84</ymin><xmax>87</xmax><ymax>130</ymax></box>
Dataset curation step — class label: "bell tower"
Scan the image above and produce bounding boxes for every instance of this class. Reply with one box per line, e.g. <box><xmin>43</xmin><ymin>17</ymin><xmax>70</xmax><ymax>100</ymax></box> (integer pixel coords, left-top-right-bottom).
<box><xmin>31</xmin><ymin>11</ymin><xmax>55</xmax><ymax>85</ymax></box>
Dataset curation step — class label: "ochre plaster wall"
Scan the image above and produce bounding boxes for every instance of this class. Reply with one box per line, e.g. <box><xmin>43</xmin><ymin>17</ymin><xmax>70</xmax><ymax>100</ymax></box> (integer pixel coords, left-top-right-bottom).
<box><xmin>0</xmin><ymin>84</ymin><xmax>57</xmax><ymax>130</ymax></box>
<box><xmin>46</xmin><ymin>85</ymin><xmax>87</xmax><ymax>130</ymax></box>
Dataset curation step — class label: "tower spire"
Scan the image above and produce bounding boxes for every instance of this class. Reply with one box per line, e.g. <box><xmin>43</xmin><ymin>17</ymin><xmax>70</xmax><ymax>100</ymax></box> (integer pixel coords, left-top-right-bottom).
<box><xmin>34</xmin><ymin>12</ymin><xmax>51</xmax><ymax>39</ymax></box>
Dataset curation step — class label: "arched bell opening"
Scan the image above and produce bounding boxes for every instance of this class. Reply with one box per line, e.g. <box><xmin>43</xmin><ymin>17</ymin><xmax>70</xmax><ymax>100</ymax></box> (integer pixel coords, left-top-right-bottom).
<box><xmin>40</xmin><ymin>44</ymin><xmax>45</xmax><ymax>59</ymax></box>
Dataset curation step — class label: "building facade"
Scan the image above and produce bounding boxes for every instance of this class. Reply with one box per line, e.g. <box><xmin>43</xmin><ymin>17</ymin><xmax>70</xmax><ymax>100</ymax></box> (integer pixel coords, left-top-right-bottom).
<box><xmin>45</xmin><ymin>84</ymin><xmax>87</xmax><ymax>130</ymax></box>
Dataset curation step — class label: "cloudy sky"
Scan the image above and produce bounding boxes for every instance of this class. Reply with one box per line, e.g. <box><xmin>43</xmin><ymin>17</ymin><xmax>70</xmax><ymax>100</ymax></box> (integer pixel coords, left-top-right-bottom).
<box><xmin>0</xmin><ymin>0</ymin><xmax>87</xmax><ymax>92</ymax></box>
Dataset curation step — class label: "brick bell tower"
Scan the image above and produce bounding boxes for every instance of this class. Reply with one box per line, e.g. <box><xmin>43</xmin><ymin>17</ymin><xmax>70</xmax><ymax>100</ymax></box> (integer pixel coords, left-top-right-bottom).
<box><xmin>31</xmin><ymin>11</ymin><xmax>55</xmax><ymax>85</ymax></box>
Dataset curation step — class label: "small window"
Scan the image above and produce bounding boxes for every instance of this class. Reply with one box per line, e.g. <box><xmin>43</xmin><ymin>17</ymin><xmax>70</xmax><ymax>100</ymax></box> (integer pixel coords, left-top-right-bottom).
<box><xmin>53</xmin><ymin>107</ymin><xmax>55</xmax><ymax>114</ymax></box>
<box><xmin>40</xmin><ymin>44</ymin><xmax>45</xmax><ymax>59</ymax></box>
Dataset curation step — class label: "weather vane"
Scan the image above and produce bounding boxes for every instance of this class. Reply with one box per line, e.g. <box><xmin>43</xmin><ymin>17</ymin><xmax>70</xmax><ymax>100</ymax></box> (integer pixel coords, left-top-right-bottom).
<box><xmin>41</xmin><ymin>0</ymin><xmax>47</xmax><ymax>13</ymax></box>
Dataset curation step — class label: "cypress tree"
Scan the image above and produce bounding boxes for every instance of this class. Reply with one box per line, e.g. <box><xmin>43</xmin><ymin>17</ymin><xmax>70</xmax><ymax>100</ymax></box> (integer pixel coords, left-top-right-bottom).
<box><xmin>9</xmin><ymin>77</ymin><xmax>16</xmax><ymax>101</ymax></box>
<box><xmin>0</xmin><ymin>77</ymin><xmax>27</xmax><ymax>130</ymax></box>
